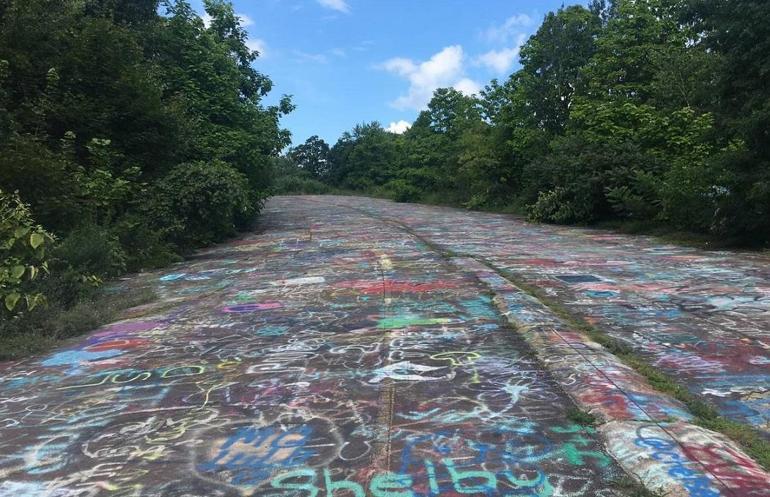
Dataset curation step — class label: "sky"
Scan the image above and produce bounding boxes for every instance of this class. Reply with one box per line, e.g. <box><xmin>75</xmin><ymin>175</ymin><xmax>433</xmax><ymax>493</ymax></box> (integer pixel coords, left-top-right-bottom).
<box><xmin>189</xmin><ymin>0</ymin><xmax>585</xmax><ymax>146</ymax></box>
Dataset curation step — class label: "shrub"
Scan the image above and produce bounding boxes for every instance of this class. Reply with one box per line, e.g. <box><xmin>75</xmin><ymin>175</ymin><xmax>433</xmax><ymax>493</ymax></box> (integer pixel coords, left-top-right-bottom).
<box><xmin>148</xmin><ymin>160</ymin><xmax>251</xmax><ymax>247</ymax></box>
<box><xmin>113</xmin><ymin>214</ymin><xmax>180</xmax><ymax>272</ymax></box>
<box><xmin>0</xmin><ymin>190</ymin><xmax>55</xmax><ymax>315</ymax></box>
<box><xmin>382</xmin><ymin>179</ymin><xmax>422</xmax><ymax>203</ymax></box>
<box><xmin>273</xmin><ymin>174</ymin><xmax>330</xmax><ymax>194</ymax></box>
<box><xmin>0</xmin><ymin>136</ymin><xmax>85</xmax><ymax>233</ymax></box>
<box><xmin>53</xmin><ymin>224</ymin><xmax>127</xmax><ymax>278</ymax></box>
<box><xmin>527</xmin><ymin>187</ymin><xmax>592</xmax><ymax>224</ymax></box>
<box><xmin>605</xmin><ymin>170</ymin><xmax>661</xmax><ymax>221</ymax></box>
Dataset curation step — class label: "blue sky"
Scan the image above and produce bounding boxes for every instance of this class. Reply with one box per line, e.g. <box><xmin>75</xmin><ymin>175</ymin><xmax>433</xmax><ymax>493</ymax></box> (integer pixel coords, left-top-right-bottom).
<box><xmin>190</xmin><ymin>0</ymin><xmax>584</xmax><ymax>146</ymax></box>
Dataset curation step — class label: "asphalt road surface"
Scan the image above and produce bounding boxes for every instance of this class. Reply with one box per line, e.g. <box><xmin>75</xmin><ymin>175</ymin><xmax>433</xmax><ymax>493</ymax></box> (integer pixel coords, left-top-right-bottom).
<box><xmin>1</xmin><ymin>195</ymin><xmax>768</xmax><ymax>496</ymax></box>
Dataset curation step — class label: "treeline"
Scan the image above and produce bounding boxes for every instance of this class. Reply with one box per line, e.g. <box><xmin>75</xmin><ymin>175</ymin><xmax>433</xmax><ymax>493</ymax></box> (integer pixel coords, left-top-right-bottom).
<box><xmin>1</xmin><ymin>0</ymin><xmax>291</xmax><ymax>316</ymax></box>
<box><xmin>292</xmin><ymin>0</ymin><xmax>770</xmax><ymax>246</ymax></box>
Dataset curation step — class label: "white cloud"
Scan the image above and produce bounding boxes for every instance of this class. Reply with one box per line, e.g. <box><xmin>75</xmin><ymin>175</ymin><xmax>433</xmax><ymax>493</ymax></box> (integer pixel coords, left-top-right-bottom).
<box><xmin>483</xmin><ymin>14</ymin><xmax>533</xmax><ymax>43</ymax></box>
<box><xmin>380</xmin><ymin>57</ymin><xmax>417</xmax><ymax>77</ymax></box>
<box><xmin>352</xmin><ymin>40</ymin><xmax>375</xmax><ymax>52</ymax></box>
<box><xmin>201</xmin><ymin>12</ymin><xmax>253</xmax><ymax>28</ymax></box>
<box><xmin>453</xmin><ymin>78</ymin><xmax>481</xmax><ymax>96</ymax></box>
<box><xmin>237</xmin><ymin>13</ymin><xmax>254</xmax><ymax>27</ymax></box>
<box><xmin>379</xmin><ymin>45</ymin><xmax>481</xmax><ymax>110</ymax></box>
<box><xmin>246</xmin><ymin>38</ymin><xmax>267</xmax><ymax>57</ymax></box>
<box><xmin>317</xmin><ymin>0</ymin><xmax>350</xmax><ymax>13</ymax></box>
<box><xmin>293</xmin><ymin>50</ymin><xmax>328</xmax><ymax>64</ymax></box>
<box><xmin>477</xmin><ymin>34</ymin><xmax>527</xmax><ymax>74</ymax></box>
<box><xmin>386</xmin><ymin>120</ymin><xmax>411</xmax><ymax>134</ymax></box>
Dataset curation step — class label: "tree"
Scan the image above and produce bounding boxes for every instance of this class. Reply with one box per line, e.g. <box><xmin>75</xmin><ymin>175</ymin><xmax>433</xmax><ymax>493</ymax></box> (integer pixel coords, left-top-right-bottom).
<box><xmin>289</xmin><ymin>136</ymin><xmax>330</xmax><ymax>179</ymax></box>
<box><xmin>327</xmin><ymin>122</ymin><xmax>402</xmax><ymax>191</ymax></box>
<box><xmin>581</xmin><ymin>0</ymin><xmax>687</xmax><ymax>103</ymax></box>
<box><xmin>414</xmin><ymin>87</ymin><xmax>481</xmax><ymax>138</ymax></box>
<box><xmin>518</xmin><ymin>5</ymin><xmax>602</xmax><ymax>134</ymax></box>
<box><xmin>685</xmin><ymin>0</ymin><xmax>770</xmax><ymax>241</ymax></box>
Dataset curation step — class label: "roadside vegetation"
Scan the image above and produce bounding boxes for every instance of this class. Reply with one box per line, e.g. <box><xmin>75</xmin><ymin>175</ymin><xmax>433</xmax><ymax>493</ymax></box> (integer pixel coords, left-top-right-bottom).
<box><xmin>0</xmin><ymin>0</ymin><xmax>292</xmax><ymax>355</ymax></box>
<box><xmin>284</xmin><ymin>0</ymin><xmax>770</xmax><ymax>248</ymax></box>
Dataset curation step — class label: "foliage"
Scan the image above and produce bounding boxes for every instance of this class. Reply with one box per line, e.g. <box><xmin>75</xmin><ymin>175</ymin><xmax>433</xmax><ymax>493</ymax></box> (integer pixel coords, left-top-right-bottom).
<box><xmin>274</xmin><ymin>175</ymin><xmax>330</xmax><ymax>195</ymax></box>
<box><xmin>328</xmin><ymin>122</ymin><xmax>403</xmax><ymax>191</ymax></box>
<box><xmin>52</xmin><ymin>225</ymin><xmax>127</xmax><ymax>278</ymax></box>
<box><xmin>0</xmin><ymin>0</ymin><xmax>291</xmax><ymax>332</ymax></box>
<box><xmin>528</xmin><ymin>188</ymin><xmax>591</xmax><ymax>224</ymax></box>
<box><xmin>0</xmin><ymin>190</ymin><xmax>54</xmax><ymax>314</ymax></box>
<box><xmin>289</xmin><ymin>136</ymin><xmax>331</xmax><ymax>179</ymax></box>
<box><xmin>148</xmin><ymin>160</ymin><xmax>251</xmax><ymax>247</ymax></box>
<box><xmin>269</xmin><ymin>156</ymin><xmax>330</xmax><ymax>194</ymax></box>
<box><xmin>684</xmin><ymin>0</ymin><xmax>770</xmax><ymax>242</ymax></box>
<box><xmin>381</xmin><ymin>179</ymin><xmax>422</xmax><ymax>203</ymax></box>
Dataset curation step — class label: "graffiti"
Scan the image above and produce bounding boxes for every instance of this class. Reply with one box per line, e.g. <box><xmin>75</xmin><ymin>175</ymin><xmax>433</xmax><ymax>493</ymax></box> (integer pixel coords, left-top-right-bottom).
<box><xmin>197</xmin><ymin>424</ymin><xmax>317</xmax><ymax>485</ymax></box>
<box><xmin>222</xmin><ymin>302</ymin><xmax>283</xmax><ymax>313</ymax></box>
<box><xmin>369</xmin><ymin>362</ymin><xmax>453</xmax><ymax>383</ymax></box>
<box><xmin>268</xmin><ymin>460</ymin><xmax>556</xmax><ymax>497</ymax></box>
<box><xmin>0</xmin><ymin>195</ymin><xmax>768</xmax><ymax>496</ymax></box>
<box><xmin>326</xmin><ymin>195</ymin><xmax>770</xmax><ymax>433</ymax></box>
<box><xmin>634</xmin><ymin>431</ymin><xmax>721</xmax><ymax>496</ymax></box>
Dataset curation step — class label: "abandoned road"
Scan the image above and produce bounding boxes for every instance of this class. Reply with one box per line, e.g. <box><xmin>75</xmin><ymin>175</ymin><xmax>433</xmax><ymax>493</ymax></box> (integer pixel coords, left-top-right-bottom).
<box><xmin>1</xmin><ymin>195</ymin><xmax>769</xmax><ymax>496</ymax></box>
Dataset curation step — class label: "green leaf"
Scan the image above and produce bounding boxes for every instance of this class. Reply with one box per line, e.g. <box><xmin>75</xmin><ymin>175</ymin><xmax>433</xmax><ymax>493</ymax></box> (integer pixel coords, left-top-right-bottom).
<box><xmin>4</xmin><ymin>292</ymin><xmax>20</xmax><ymax>311</ymax></box>
<box><xmin>28</xmin><ymin>265</ymin><xmax>39</xmax><ymax>280</ymax></box>
<box><xmin>30</xmin><ymin>232</ymin><xmax>45</xmax><ymax>249</ymax></box>
<box><xmin>10</xmin><ymin>265</ymin><xmax>25</xmax><ymax>280</ymax></box>
<box><xmin>14</xmin><ymin>226</ymin><xmax>29</xmax><ymax>239</ymax></box>
<box><xmin>26</xmin><ymin>294</ymin><xmax>45</xmax><ymax>311</ymax></box>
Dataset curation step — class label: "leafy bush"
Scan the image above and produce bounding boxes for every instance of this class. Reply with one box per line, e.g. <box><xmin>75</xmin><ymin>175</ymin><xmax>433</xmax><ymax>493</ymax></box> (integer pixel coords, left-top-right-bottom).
<box><xmin>528</xmin><ymin>187</ymin><xmax>594</xmax><ymax>224</ymax></box>
<box><xmin>656</xmin><ymin>156</ymin><xmax>723</xmax><ymax>233</ymax></box>
<box><xmin>52</xmin><ymin>224</ymin><xmax>127</xmax><ymax>278</ymax></box>
<box><xmin>113</xmin><ymin>214</ymin><xmax>180</xmax><ymax>272</ymax></box>
<box><xmin>148</xmin><ymin>160</ymin><xmax>251</xmax><ymax>247</ymax></box>
<box><xmin>0</xmin><ymin>190</ymin><xmax>55</xmax><ymax>314</ymax></box>
<box><xmin>605</xmin><ymin>170</ymin><xmax>661</xmax><ymax>220</ymax></box>
<box><xmin>273</xmin><ymin>174</ymin><xmax>330</xmax><ymax>195</ymax></box>
<box><xmin>0</xmin><ymin>136</ymin><xmax>86</xmax><ymax>233</ymax></box>
<box><xmin>382</xmin><ymin>179</ymin><xmax>422</xmax><ymax>203</ymax></box>
<box><xmin>704</xmin><ymin>148</ymin><xmax>770</xmax><ymax>243</ymax></box>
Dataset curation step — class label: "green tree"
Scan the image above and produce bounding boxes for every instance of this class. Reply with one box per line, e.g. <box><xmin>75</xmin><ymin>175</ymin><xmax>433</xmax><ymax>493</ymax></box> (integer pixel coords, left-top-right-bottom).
<box><xmin>148</xmin><ymin>160</ymin><xmax>251</xmax><ymax>247</ymax></box>
<box><xmin>685</xmin><ymin>0</ymin><xmax>770</xmax><ymax>242</ymax></box>
<box><xmin>289</xmin><ymin>136</ymin><xmax>331</xmax><ymax>179</ymax></box>
<box><xmin>327</xmin><ymin>122</ymin><xmax>402</xmax><ymax>191</ymax></box>
<box><xmin>518</xmin><ymin>5</ymin><xmax>602</xmax><ymax>134</ymax></box>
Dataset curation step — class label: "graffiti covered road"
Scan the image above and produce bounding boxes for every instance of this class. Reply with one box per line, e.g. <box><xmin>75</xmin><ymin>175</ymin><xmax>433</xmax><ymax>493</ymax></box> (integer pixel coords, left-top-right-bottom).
<box><xmin>323</xmin><ymin>196</ymin><xmax>770</xmax><ymax>433</ymax></box>
<box><xmin>1</xmin><ymin>195</ymin><xmax>769</xmax><ymax>496</ymax></box>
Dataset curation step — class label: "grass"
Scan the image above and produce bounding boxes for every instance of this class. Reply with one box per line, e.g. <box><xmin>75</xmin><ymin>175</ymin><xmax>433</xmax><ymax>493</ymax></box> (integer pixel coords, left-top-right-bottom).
<box><xmin>0</xmin><ymin>286</ymin><xmax>156</xmax><ymax>361</ymax></box>
<box><xmin>611</xmin><ymin>476</ymin><xmax>666</xmax><ymax>497</ymax></box>
<box><xmin>562</xmin><ymin>407</ymin><xmax>665</xmax><ymax>496</ymax></box>
<box><xmin>566</xmin><ymin>406</ymin><xmax>598</xmax><ymax>426</ymax></box>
